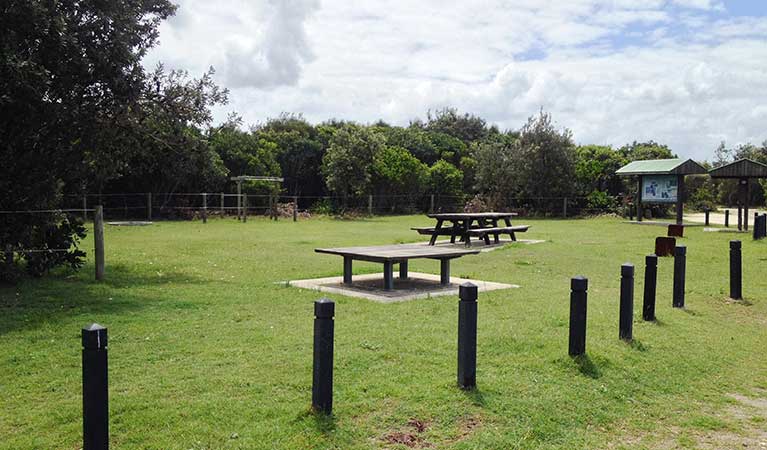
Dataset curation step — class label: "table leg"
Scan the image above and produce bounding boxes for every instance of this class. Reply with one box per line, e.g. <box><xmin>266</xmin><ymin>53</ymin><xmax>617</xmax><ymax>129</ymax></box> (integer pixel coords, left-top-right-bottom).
<box><xmin>450</xmin><ymin>221</ymin><xmax>459</xmax><ymax>243</ymax></box>
<box><xmin>399</xmin><ymin>261</ymin><xmax>408</xmax><ymax>280</ymax></box>
<box><xmin>504</xmin><ymin>217</ymin><xmax>516</xmax><ymax>241</ymax></box>
<box><xmin>343</xmin><ymin>257</ymin><xmax>353</xmax><ymax>284</ymax></box>
<box><xmin>492</xmin><ymin>219</ymin><xmax>499</xmax><ymax>243</ymax></box>
<box><xmin>440</xmin><ymin>259</ymin><xmax>451</xmax><ymax>285</ymax></box>
<box><xmin>429</xmin><ymin>219</ymin><xmax>443</xmax><ymax>246</ymax></box>
<box><xmin>383</xmin><ymin>261</ymin><xmax>394</xmax><ymax>290</ymax></box>
<box><xmin>464</xmin><ymin>219</ymin><xmax>472</xmax><ymax>247</ymax></box>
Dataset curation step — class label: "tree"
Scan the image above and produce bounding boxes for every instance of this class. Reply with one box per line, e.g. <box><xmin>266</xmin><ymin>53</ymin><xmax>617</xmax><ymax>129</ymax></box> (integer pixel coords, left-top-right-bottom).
<box><xmin>372</xmin><ymin>146</ymin><xmax>429</xmax><ymax>210</ymax></box>
<box><xmin>1</xmin><ymin>0</ymin><xmax>178</xmax><ymax>280</ymax></box>
<box><xmin>618</xmin><ymin>141</ymin><xmax>676</xmax><ymax>161</ymax></box>
<box><xmin>321</xmin><ymin>125</ymin><xmax>384</xmax><ymax>204</ymax></box>
<box><xmin>422</xmin><ymin>107</ymin><xmax>495</xmax><ymax>144</ymax></box>
<box><xmin>515</xmin><ymin>111</ymin><xmax>577</xmax><ymax>203</ymax></box>
<box><xmin>574</xmin><ymin>145</ymin><xmax>627</xmax><ymax>195</ymax></box>
<box><xmin>378</xmin><ymin>126</ymin><xmax>440</xmax><ymax>165</ymax></box>
<box><xmin>473</xmin><ymin>133</ymin><xmax>521</xmax><ymax>204</ymax></box>
<box><xmin>429</xmin><ymin>160</ymin><xmax>464</xmax><ymax>210</ymax></box>
<box><xmin>209</xmin><ymin>120</ymin><xmax>281</xmax><ymax>194</ymax></box>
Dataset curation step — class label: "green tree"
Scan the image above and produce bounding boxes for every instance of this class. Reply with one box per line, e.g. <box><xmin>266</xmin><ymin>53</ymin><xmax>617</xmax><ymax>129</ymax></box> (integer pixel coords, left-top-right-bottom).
<box><xmin>209</xmin><ymin>120</ymin><xmax>281</xmax><ymax>195</ymax></box>
<box><xmin>473</xmin><ymin>133</ymin><xmax>521</xmax><ymax>204</ymax></box>
<box><xmin>372</xmin><ymin>146</ymin><xmax>429</xmax><ymax>210</ymax></box>
<box><xmin>429</xmin><ymin>160</ymin><xmax>464</xmax><ymax>210</ymax></box>
<box><xmin>574</xmin><ymin>145</ymin><xmax>627</xmax><ymax>195</ymax></box>
<box><xmin>618</xmin><ymin>141</ymin><xmax>676</xmax><ymax>161</ymax></box>
<box><xmin>321</xmin><ymin>125</ymin><xmax>384</xmax><ymax>204</ymax></box>
<box><xmin>421</xmin><ymin>107</ymin><xmax>495</xmax><ymax>144</ymax></box>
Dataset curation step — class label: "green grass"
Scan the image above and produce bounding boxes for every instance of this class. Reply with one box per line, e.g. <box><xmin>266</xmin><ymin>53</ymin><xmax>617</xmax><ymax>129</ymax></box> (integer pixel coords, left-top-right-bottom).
<box><xmin>1</xmin><ymin>216</ymin><xmax>766</xmax><ymax>449</ymax></box>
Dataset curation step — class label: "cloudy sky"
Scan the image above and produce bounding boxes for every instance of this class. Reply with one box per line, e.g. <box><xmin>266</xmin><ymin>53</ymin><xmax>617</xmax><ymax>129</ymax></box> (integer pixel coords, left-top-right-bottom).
<box><xmin>143</xmin><ymin>0</ymin><xmax>767</xmax><ymax>160</ymax></box>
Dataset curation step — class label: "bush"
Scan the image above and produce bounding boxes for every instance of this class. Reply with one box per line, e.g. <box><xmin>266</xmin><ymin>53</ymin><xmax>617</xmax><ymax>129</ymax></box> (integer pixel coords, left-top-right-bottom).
<box><xmin>22</xmin><ymin>216</ymin><xmax>87</xmax><ymax>277</ymax></box>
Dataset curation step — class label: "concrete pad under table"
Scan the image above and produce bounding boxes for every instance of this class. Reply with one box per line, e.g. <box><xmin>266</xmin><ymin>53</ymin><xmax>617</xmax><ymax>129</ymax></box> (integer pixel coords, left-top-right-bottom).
<box><xmin>289</xmin><ymin>272</ymin><xmax>517</xmax><ymax>303</ymax></box>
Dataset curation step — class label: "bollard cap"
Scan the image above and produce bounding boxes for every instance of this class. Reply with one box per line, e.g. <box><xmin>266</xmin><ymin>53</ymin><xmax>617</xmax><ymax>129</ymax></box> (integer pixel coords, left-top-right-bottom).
<box><xmin>82</xmin><ymin>323</ymin><xmax>108</xmax><ymax>349</ymax></box>
<box><xmin>621</xmin><ymin>263</ymin><xmax>634</xmax><ymax>277</ymax></box>
<box><xmin>730</xmin><ymin>240</ymin><xmax>741</xmax><ymax>249</ymax></box>
<box><xmin>571</xmin><ymin>276</ymin><xmax>588</xmax><ymax>291</ymax></box>
<box><xmin>459</xmin><ymin>282</ymin><xmax>478</xmax><ymax>302</ymax></box>
<box><xmin>646</xmin><ymin>254</ymin><xmax>658</xmax><ymax>265</ymax></box>
<box><xmin>314</xmin><ymin>298</ymin><xmax>335</xmax><ymax>318</ymax></box>
<box><xmin>674</xmin><ymin>245</ymin><xmax>686</xmax><ymax>256</ymax></box>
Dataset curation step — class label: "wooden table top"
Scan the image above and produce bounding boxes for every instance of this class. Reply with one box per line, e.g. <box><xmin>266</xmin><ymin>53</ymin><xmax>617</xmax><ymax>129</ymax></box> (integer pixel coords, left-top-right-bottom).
<box><xmin>315</xmin><ymin>244</ymin><xmax>480</xmax><ymax>262</ymax></box>
<box><xmin>427</xmin><ymin>212</ymin><xmax>518</xmax><ymax>220</ymax></box>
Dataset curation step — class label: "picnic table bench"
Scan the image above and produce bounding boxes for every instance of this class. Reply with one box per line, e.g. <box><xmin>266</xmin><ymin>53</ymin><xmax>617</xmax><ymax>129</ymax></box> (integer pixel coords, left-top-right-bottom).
<box><xmin>315</xmin><ymin>244</ymin><xmax>480</xmax><ymax>290</ymax></box>
<box><xmin>415</xmin><ymin>212</ymin><xmax>530</xmax><ymax>246</ymax></box>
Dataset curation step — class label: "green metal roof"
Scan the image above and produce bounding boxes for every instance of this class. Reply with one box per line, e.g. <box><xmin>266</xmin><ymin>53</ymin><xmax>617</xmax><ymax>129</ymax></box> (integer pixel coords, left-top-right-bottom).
<box><xmin>616</xmin><ymin>158</ymin><xmax>707</xmax><ymax>176</ymax></box>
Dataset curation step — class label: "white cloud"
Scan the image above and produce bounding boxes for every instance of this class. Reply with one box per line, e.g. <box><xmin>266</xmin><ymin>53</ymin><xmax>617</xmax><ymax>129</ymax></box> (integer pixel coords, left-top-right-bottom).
<box><xmin>143</xmin><ymin>0</ymin><xmax>767</xmax><ymax>159</ymax></box>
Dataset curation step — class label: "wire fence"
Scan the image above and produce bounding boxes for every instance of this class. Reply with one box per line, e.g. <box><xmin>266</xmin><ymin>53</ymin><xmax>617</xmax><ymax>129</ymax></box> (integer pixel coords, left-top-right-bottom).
<box><xmin>8</xmin><ymin>192</ymin><xmax>643</xmax><ymax>221</ymax></box>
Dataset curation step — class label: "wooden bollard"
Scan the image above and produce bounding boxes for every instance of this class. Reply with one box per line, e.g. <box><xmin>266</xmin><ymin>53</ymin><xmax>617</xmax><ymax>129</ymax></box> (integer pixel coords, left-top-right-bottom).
<box><xmin>312</xmin><ymin>299</ymin><xmax>334</xmax><ymax>414</ymax></box>
<box><xmin>673</xmin><ymin>246</ymin><xmax>686</xmax><ymax>308</ymax></box>
<box><xmin>457</xmin><ymin>283</ymin><xmax>478</xmax><ymax>389</ymax></box>
<box><xmin>704</xmin><ymin>209</ymin><xmax>710</xmax><ymax>226</ymax></box>
<box><xmin>82</xmin><ymin>324</ymin><xmax>109</xmax><ymax>450</ymax></box>
<box><xmin>730</xmin><ymin>240</ymin><xmax>742</xmax><ymax>300</ymax></box>
<box><xmin>643</xmin><ymin>255</ymin><xmax>658</xmax><ymax>321</ymax></box>
<box><xmin>94</xmin><ymin>205</ymin><xmax>105</xmax><ymax>281</ymax></box>
<box><xmin>725</xmin><ymin>209</ymin><xmax>730</xmax><ymax>227</ymax></box>
<box><xmin>619</xmin><ymin>264</ymin><xmax>634</xmax><ymax>341</ymax></box>
<box><xmin>568</xmin><ymin>276</ymin><xmax>588</xmax><ymax>356</ymax></box>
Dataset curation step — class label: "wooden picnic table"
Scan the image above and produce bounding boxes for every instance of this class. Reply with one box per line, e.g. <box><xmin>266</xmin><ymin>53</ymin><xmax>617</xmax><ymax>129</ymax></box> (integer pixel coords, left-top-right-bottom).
<box><xmin>414</xmin><ymin>212</ymin><xmax>530</xmax><ymax>246</ymax></box>
<box><xmin>315</xmin><ymin>244</ymin><xmax>479</xmax><ymax>290</ymax></box>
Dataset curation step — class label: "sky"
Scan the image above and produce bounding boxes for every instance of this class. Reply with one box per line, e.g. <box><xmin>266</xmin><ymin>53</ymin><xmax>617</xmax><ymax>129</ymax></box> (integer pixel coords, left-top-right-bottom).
<box><xmin>142</xmin><ymin>0</ymin><xmax>767</xmax><ymax>160</ymax></box>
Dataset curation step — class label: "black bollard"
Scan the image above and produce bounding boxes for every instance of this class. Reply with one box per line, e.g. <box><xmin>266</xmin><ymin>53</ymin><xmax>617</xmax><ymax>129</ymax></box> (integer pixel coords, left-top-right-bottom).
<box><xmin>457</xmin><ymin>283</ymin><xmax>478</xmax><ymax>389</ymax></box>
<box><xmin>619</xmin><ymin>264</ymin><xmax>634</xmax><ymax>341</ymax></box>
<box><xmin>643</xmin><ymin>255</ymin><xmax>658</xmax><ymax>321</ymax></box>
<box><xmin>82</xmin><ymin>324</ymin><xmax>109</xmax><ymax>450</ymax></box>
<box><xmin>312</xmin><ymin>298</ymin><xmax>334</xmax><ymax>414</ymax></box>
<box><xmin>704</xmin><ymin>209</ymin><xmax>710</xmax><ymax>226</ymax></box>
<box><xmin>673</xmin><ymin>246</ymin><xmax>686</xmax><ymax>308</ymax></box>
<box><xmin>730</xmin><ymin>240</ymin><xmax>742</xmax><ymax>300</ymax></box>
<box><xmin>568</xmin><ymin>276</ymin><xmax>588</xmax><ymax>356</ymax></box>
<box><xmin>725</xmin><ymin>209</ymin><xmax>730</xmax><ymax>227</ymax></box>
<box><xmin>738</xmin><ymin>206</ymin><xmax>743</xmax><ymax>231</ymax></box>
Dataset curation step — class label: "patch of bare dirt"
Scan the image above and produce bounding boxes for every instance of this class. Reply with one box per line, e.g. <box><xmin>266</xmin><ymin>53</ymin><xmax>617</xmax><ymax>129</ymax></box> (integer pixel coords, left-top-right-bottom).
<box><xmin>381</xmin><ymin>418</ymin><xmax>433</xmax><ymax>449</ymax></box>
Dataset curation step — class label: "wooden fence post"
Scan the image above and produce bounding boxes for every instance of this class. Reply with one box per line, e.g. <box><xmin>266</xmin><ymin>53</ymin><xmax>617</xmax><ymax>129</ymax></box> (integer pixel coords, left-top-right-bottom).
<box><xmin>202</xmin><ymin>193</ymin><xmax>207</xmax><ymax>224</ymax></box>
<box><xmin>293</xmin><ymin>196</ymin><xmax>298</xmax><ymax>222</ymax></box>
<box><xmin>83</xmin><ymin>195</ymin><xmax>88</xmax><ymax>221</ymax></box>
<box><xmin>147</xmin><ymin>193</ymin><xmax>152</xmax><ymax>221</ymax></box>
<box><xmin>220</xmin><ymin>192</ymin><xmax>225</xmax><ymax>214</ymax></box>
<box><xmin>94</xmin><ymin>205</ymin><xmax>105</xmax><ymax>281</ymax></box>
<box><xmin>368</xmin><ymin>195</ymin><xmax>373</xmax><ymax>215</ymax></box>
<box><xmin>243</xmin><ymin>195</ymin><xmax>247</xmax><ymax>223</ymax></box>
<box><xmin>430</xmin><ymin>194</ymin><xmax>434</xmax><ymax>214</ymax></box>
<box><xmin>563</xmin><ymin>197</ymin><xmax>568</xmax><ymax>218</ymax></box>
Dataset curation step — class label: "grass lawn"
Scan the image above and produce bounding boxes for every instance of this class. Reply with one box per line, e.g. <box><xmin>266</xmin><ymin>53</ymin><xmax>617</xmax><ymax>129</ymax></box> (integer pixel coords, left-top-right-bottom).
<box><xmin>1</xmin><ymin>216</ymin><xmax>766</xmax><ymax>449</ymax></box>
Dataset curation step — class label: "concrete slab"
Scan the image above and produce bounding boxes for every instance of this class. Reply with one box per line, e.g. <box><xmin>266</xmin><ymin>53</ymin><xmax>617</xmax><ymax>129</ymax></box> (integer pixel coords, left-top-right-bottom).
<box><xmin>289</xmin><ymin>272</ymin><xmax>517</xmax><ymax>303</ymax></box>
<box><xmin>703</xmin><ymin>227</ymin><xmax>749</xmax><ymax>233</ymax></box>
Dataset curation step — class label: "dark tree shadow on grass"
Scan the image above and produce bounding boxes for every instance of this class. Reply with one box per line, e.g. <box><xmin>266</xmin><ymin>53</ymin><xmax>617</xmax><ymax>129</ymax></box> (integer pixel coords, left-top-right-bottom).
<box><xmin>462</xmin><ymin>387</ymin><xmax>487</xmax><ymax>407</ymax></box>
<box><xmin>0</xmin><ymin>262</ymin><xmax>212</xmax><ymax>336</ymax></box>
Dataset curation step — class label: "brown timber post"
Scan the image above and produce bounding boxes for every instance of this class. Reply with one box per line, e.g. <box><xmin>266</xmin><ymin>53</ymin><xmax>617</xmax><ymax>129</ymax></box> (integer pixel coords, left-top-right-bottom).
<box><xmin>293</xmin><ymin>196</ymin><xmax>298</xmax><ymax>222</ymax></box>
<box><xmin>744</xmin><ymin>179</ymin><xmax>750</xmax><ymax>231</ymax></box>
<box><xmin>83</xmin><ymin>195</ymin><xmax>88</xmax><ymax>221</ymax></box>
<box><xmin>202</xmin><ymin>193</ymin><xmax>207</xmax><ymax>224</ymax></box>
<box><xmin>675</xmin><ymin>175</ymin><xmax>685</xmax><ymax>225</ymax></box>
<box><xmin>636</xmin><ymin>177</ymin><xmax>643</xmax><ymax>222</ymax></box>
<box><xmin>220</xmin><ymin>192</ymin><xmax>225</xmax><ymax>215</ymax></box>
<box><xmin>147</xmin><ymin>192</ymin><xmax>152</xmax><ymax>221</ymax></box>
<box><xmin>94</xmin><ymin>205</ymin><xmax>105</xmax><ymax>281</ymax></box>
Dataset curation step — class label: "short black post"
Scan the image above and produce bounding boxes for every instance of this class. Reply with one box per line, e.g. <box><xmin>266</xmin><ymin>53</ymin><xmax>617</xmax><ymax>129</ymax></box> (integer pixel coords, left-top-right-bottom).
<box><xmin>738</xmin><ymin>206</ymin><xmax>742</xmax><ymax>231</ymax></box>
<box><xmin>312</xmin><ymin>299</ymin><xmax>334</xmax><ymax>415</ymax></box>
<box><xmin>725</xmin><ymin>209</ymin><xmax>730</xmax><ymax>227</ymax></box>
<box><xmin>643</xmin><ymin>254</ymin><xmax>658</xmax><ymax>321</ymax></box>
<box><xmin>619</xmin><ymin>264</ymin><xmax>634</xmax><ymax>341</ymax></box>
<box><xmin>82</xmin><ymin>324</ymin><xmax>108</xmax><ymax>450</ymax></box>
<box><xmin>673</xmin><ymin>246</ymin><xmax>686</xmax><ymax>308</ymax></box>
<box><xmin>457</xmin><ymin>283</ymin><xmax>478</xmax><ymax>389</ymax></box>
<box><xmin>704</xmin><ymin>209</ymin><xmax>710</xmax><ymax>226</ymax></box>
<box><xmin>730</xmin><ymin>240</ymin><xmax>742</xmax><ymax>300</ymax></box>
<box><xmin>568</xmin><ymin>276</ymin><xmax>588</xmax><ymax>356</ymax></box>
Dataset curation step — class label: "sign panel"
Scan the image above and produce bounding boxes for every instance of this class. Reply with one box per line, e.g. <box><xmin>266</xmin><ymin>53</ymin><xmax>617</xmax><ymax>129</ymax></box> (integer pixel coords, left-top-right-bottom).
<box><xmin>641</xmin><ymin>175</ymin><xmax>677</xmax><ymax>203</ymax></box>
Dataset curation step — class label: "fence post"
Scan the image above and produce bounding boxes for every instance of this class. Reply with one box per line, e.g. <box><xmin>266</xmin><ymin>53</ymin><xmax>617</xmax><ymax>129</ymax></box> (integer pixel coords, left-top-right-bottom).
<box><xmin>738</xmin><ymin>206</ymin><xmax>742</xmax><ymax>231</ymax></box>
<box><xmin>704</xmin><ymin>208</ymin><xmax>710</xmax><ymax>226</ymax></box>
<box><xmin>725</xmin><ymin>209</ymin><xmax>729</xmax><ymax>227</ymax></box>
<box><xmin>293</xmin><ymin>196</ymin><xmax>298</xmax><ymax>222</ymax></box>
<box><xmin>563</xmin><ymin>197</ymin><xmax>567</xmax><ymax>218</ymax></box>
<box><xmin>146</xmin><ymin>193</ymin><xmax>152</xmax><ymax>221</ymax></box>
<box><xmin>83</xmin><ymin>195</ymin><xmax>88</xmax><ymax>221</ymax></box>
<box><xmin>82</xmin><ymin>323</ymin><xmax>108</xmax><ymax>450</ymax></box>
<box><xmin>568</xmin><ymin>276</ymin><xmax>588</xmax><ymax>356</ymax></box>
<box><xmin>368</xmin><ymin>195</ymin><xmax>373</xmax><ymax>216</ymax></box>
<box><xmin>94</xmin><ymin>206</ymin><xmax>105</xmax><ymax>281</ymax></box>
<box><xmin>202</xmin><ymin>193</ymin><xmax>207</xmax><ymax>224</ymax></box>
<box><xmin>312</xmin><ymin>298</ymin><xmax>334</xmax><ymax>415</ymax></box>
<box><xmin>430</xmin><ymin>194</ymin><xmax>435</xmax><ymax>214</ymax></box>
<box><xmin>457</xmin><ymin>283</ymin><xmax>478</xmax><ymax>389</ymax></box>
<box><xmin>243</xmin><ymin>195</ymin><xmax>247</xmax><ymax>223</ymax></box>
<box><xmin>220</xmin><ymin>192</ymin><xmax>225</xmax><ymax>214</ymax></box>
<box><xmin>730</xmin><ymin>240</ymin><xmax>742</xmax><ymax>300</ymax></box>
<box><xmin>643</xmin><ymin>254</ymin><xmax>658</xmax><ymax>321</ymax></box>
<box><xmin>672</xmin><ymin>246</ymin><xmax>686</xmax><ymax>308</ymax></box>
<box><xmin>619</xmin><ymin>264</ymin><xmax>634</xmax><ymax>341</ymax></box>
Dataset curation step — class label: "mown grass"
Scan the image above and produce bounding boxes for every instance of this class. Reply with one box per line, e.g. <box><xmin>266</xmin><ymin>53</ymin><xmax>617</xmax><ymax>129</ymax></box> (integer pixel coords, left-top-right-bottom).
<box><xmin>0</xmin><ymin>216</ymin><xmax>765</xmax><ymax>449</ymax></box>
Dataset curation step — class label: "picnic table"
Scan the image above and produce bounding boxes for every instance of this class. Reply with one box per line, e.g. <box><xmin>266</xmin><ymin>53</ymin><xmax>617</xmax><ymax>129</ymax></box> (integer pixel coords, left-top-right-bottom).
<box><xmin>315</xmin><ymin>244</ymin><xmax>480</xmax><ymax>290</ymax></box>
<box><xmin>412</xmin><ymin>212</ymin><xmax>530</xmax><ymax>246</ymax></box>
